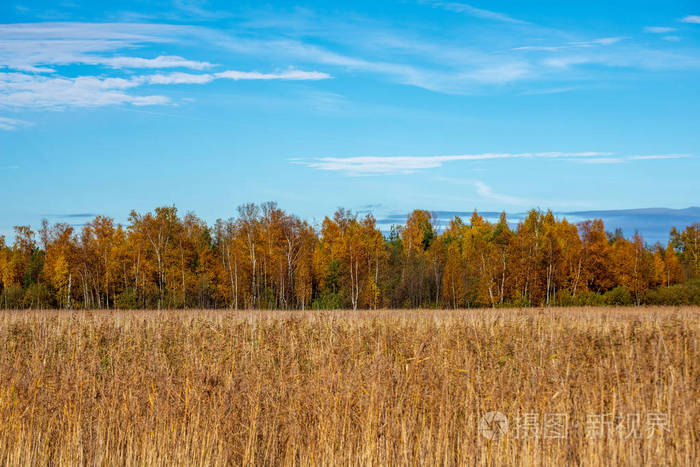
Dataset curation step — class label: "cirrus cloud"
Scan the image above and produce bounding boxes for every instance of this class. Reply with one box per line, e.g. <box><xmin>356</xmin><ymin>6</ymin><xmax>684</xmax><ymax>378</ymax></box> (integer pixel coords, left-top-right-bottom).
<box><xmin>0</xmin><ymin>22</ymin><xmax>331</xmax><ymax>114</ymax></box>
<box><xmin>0</xmin><ymin>115</ymin><xmax>31</xmax><ymax>130</ymax></box>
<box><xmin>293</xmin><ymin>152</ymin><xmax>615</xmax><ymax>175</ymax></box>
<box><xmin>0</xmin><ymin>68</ymin><xmax>329</xmax><ymax>109</ymax></box>
<box><xmin>644</xmin><ymin>26</ymin><xmax>676</xmax><ymax>33</ymax></box>
<box><xmin>680</xmin><ymin>15</ymin><xmax>700</xmax><ymax>24</ymax></box>
<box><xmin>294</xmin><ymin>151</ymin><xmax>691</xmax><ymax>175</ymax></box>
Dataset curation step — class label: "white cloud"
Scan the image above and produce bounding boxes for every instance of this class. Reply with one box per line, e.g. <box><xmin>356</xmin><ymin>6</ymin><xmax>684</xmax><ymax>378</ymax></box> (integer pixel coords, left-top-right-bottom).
<box><xmin>299</xmin><ymin>154</ymin><xmax>520</xmax><ymax>175</ymax></box>
<box><xmin>295</xmin><ymin>152</ymin><xmax>614</xmax><ymax>175</ymax></box>
<box><xmin>215</xmin><ymin>70</ymin><xmax>330</xmax><ymax>81</ymax></box>
<box><xmin>0</xmin><ymin>22</ymin><xmax>200</xmax><ymax>41</ymax></box>
<box><xmin>513</xmin><ymin>45</ymin><xmax>566</xmax><ymax>52</ymax></box>
<box><xmin>462</xmin><ymin>62</ymin><xmax>533</xmax><ymax>84</ymax></box>
<box><xmin>0</xmin><ymin>116</ymin><xmax>31</xmax><ymax>130</ymax></box>
<box><xmin>1</xmin><ymin>51</ymin><xmax>212</xmax><ymax>72</ymax></box>
<box><xmin>218</xmin><ymin>35</ymin><xmax>547</xmax><ymax>93</ymax></box>
<box><xmin>4</xmin><ymin>18</ymin><xmax>691</xmax><ymax>102</ymax></box>
<box><xmin>2</xmin><ymin>15</ymin><xmax>699</xmax><ymax>107</ymax></box>
<box><xmin>575</xmin><ymin>157</ymin><xmax>625</xmax><ymax>164</ymax></box>
<box><xmin>586</xmin><ymin>37</ymin><xmax>624</xmax><ymax>46</ymax></box>
<box><xmin>473</xmin><ymin>181</ymin><xmax>531</xmax><ymax>206</ymax></box>
<box><xmin>91</xmin><ymin>55</ymin><xmax>213</xmax><ymax>70</ymax></box>
<box><xmin>0</xmin><ymin>25</ymin><xmax>212</xmax><ymax>72</ymax></box>
<box><xmin>644</xmin><ymin>26</ymin><xmax>676</xmax><ymax>33</ymax></box>
<box><xmin>535</xmin><ymin>151</ymin><xmax>613</xmax><ymax>157</ymax></box>
<box><xmin>296</xmin><ymin>150</ymin><xmax>685</xmax><ymax>175</ymax></box>
<box><xmin>0</xmin><ymin>69</ymin><xmax>331</xmax><ymax>109</ymax></box>
<box><xmin>680</xmin><ymin>15</ymin><xmax>700</xmax><ymax>24</ymax></box>
<box><xmin>519</xmin><ymin>86</ymin><xmax>578</xmax><ymax>95</ymax></box>
<box><xmin>628</xmin><ymin>154</ymin><xmax>690</xmax><ymax>160</ymax></box>
<box><xmin>0</xmin><ymin>22</ymin><xmax>211</xmax><ymax>71</ymax></box>
<box><xmin>0</xmin><ymin>73</ymin><xmax>168</xmax><ymax>108</ymax></box>
<box><xmin>514</xmin><ymin>37</ymin><xmax>624</xmax><ymax>52</ymax></box>
<box><xmin>145</xmin><ymin>72</ymin><xmax>215</xmax><ymax>85</ymax></box>
<box><xmin>173</xmin><ymin>0</ymin><xmax>234</xmax><ymax>20</ymax></box>
<box><xmin>431</xmin><ymin>2</ymin><xmax>528</xmax><ymax>24</ymax></box>
<box><xmin>663</xmin><ymin>36</ymin><xmax>681</xmax><ymax>42</ymax></box>
<box><xmin>542</xmin><ymin>47</ymin><xmax>700</xmax><ymax>71</ymax></box>
<box><xmin>143</xmin><ymin>69</ymin><xmax>330</xmax><ymax>85</ymax></box>
<box><xmin>225</xmin><ymin>38</ymin><xmax>441</xmax><ymax>89</ymax></box>
<box><xmin>0</xmin><ymin>22</ymin><xmax>332</xmax><ymax>114</ymax></box>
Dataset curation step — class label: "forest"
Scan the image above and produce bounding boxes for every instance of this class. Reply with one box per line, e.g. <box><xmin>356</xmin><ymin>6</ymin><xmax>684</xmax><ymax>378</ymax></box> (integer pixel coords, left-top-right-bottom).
<box><xmin>1</xmin><ymin>203</ymin><xmax>699</xmax><ymax>310</ymax></box>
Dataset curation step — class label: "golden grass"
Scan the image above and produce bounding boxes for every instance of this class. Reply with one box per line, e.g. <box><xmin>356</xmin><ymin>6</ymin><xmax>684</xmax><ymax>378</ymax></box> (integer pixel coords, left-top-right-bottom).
<box><xmin>0</xmin><ymin>307</ymin><xmax>697</xmax><ymax>466</ymax></box>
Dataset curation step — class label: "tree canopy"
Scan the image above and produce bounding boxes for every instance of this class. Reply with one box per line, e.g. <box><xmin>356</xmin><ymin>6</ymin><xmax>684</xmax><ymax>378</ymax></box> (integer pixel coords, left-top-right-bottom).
<box><xmin>1</xmin><ymin>204</ymin><xmax>698</xmax><ymax>309</ymax></box>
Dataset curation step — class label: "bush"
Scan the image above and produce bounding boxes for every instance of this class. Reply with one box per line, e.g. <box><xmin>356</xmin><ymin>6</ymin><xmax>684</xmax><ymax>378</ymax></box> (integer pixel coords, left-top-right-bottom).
<box><xmin>560</xmin><ymin>291</ymin><xmax>605</xmax><ymax>306</ymax></box>
<box><xmin>312</xmin><ymin>290</ymin><xmax>341</xmax><ymax>310</ymax></box>
<box><xmin>261</xmin><ymin>288</ymin><xmax>276</xmax><ymax>309</ymax></box>
<box><xmin>643</xmin><ymin>279</ymin><xmax>700</xmax><ymax>306</ymax></box>
<box><xmin>1</xmin><ymin>286</ymin><xmax>24</xmax><ymax>309</ymax></box>
<box><xmin>115</xmin><ymin>288</ymin><xmax>139</xmax><ymax>309</ymax></box>
<box><xmin>499</xmin><ymin>295</ymin><xmax>530</xmax><ymax>308</ymax></box>
<box><xmin>603</xmin><ymin>286</ymin><xmax>633</xmax><ymax>306</ymax></box>
<box><xmin>22</xmin><ymin>283</ymin><xmax>52</xmax><ymax>309</ymax></box>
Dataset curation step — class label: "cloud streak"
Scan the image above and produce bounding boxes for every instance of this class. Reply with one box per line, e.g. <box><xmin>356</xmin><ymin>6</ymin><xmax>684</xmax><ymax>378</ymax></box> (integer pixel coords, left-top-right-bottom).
<box><xmin>473</xmin><ymin>181</ymin><xmax>532</xmax><ymax>206</ymax></box>
<box><xmin>0</xmin><ymin>22</ymin><xmax>212</xmax><ymax>72</ymax></box>
<box><xmin>0</xmin><ymin>68</ymin><xmax>329</xmax><ymax>109</ymax></box>
<box><xmin>1</xmin><ymin>11</ymin><xmax>699</xmax><ymax>119</ymax></box>
<box><xmin>628</xmin><ymin>154</ymin><xmax>690</xmax><ymax>160</ymax></box>
<box><xmin>294</xmin><ymin>152</ymin><xmax>615</xmax><ymax>175</ymax></box>
<box><xmin>146</xmin><ymin>69</ymin><xmax>330</xmax><ymax>85</ymax></box>
<box><xmin>0</xmin><ymin>73</ymin><xmax>168</xmax><ymax>108</ymax></box>
<box><xmin>644</xmin><ymin>26</ymin><xmax>676</xmax><ymax>33</ymax></box>
<box><xmin>0</xmin><ymin>115</ymin><xmax>31</xmax><ymax>130</ymax></box>
<box><xmin>513</xmin><ymin>37</ymin><xmax>624</xmax><ymax>52</ymax></box>
<box><xmin>295</xmin><ymin>151</ymin><xmax>691</xmax><ymax>175</ymax></box>
<box><xmin>0</xmin><ymin>22</ymin><xmax>330</xmax><ymax>113</ymax></box>
<box><xmin>3</xmin><ymin>16</ymin><xmax>699</xmax><ymax>103</ymax></box>
<box><xmin>430</xmin><ymin>2</ymin><xmax>528</xmax><ymax>24</ymax></box>
<box><xmin>680</xmin><ymin>16</ymin><xmax>700</xmax><ymax>24</ymax></box>
<box><xmin>574</xmin><ymin>157</ymin><xmax>625</xmax><ymax>164</ymax></box>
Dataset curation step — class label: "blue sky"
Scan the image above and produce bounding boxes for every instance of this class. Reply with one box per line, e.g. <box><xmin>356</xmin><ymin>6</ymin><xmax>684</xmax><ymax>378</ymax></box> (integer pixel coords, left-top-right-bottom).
<box><xmin>1</xmin><ymin>0</ymin><xmax>699</xmax><ymax>240</ymax></box>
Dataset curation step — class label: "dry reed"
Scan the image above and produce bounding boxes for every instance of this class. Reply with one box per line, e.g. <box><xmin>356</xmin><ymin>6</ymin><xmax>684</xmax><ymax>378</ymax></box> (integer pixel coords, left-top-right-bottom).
<box><xmin>0</xmin><ymin>307</ymin><xmax>697</xmax><ymax>466</ymax></box>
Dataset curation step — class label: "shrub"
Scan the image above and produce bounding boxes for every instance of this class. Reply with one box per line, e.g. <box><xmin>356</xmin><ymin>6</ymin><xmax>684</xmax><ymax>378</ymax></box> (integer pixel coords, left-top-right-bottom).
<box><xmin>603</xmin><ymin>286</ymin><xmax>633</xmax><ymax>306</ymax></box>
<box><xmin>115</xmin><ymin>288</ymin><xmax>139</xmax><ymax>309</ymax></box>
<box><xmin>1</xmin><ymin>286</ymin><xmax>24</xmax><ymax>309</ymax></box>
<box><xmin>500</xmin><ymin>295</ymin><xmax>531</xmax><ymax>308</ymax></box>
<box><xmin>312</xmin><ymin>290</ymin><xmax>341</xmax><ymax>310</ymax></box>
<box><xmin>567</xmin><ymin>291</ymin><xmax>605</xmax><ymax>306</ymax></box>
<box><xmin>21</xmin><ymin>283</ymin><xmax>52</xmax><ymax>309</ymax></box>
<box><xmin>643</xmin><ymin>279</ymin><xmax>700</xmax><ymax>306</ymax></box>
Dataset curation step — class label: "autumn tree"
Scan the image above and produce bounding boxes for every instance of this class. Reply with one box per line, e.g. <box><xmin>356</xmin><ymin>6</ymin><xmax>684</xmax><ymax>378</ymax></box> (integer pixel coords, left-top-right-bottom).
<box><xmin>128</xmin><ymin>206</ymin><xmax>181</xmax><ymax>308</ymax></box>
<box><xmin>213</xmin><ymin>218</ymin><xmax>241</xmax><ymax>309</ymax></box>
<box><xmin>400</xmin><ymin>210</ymin><xmax>435</xmax><ymax>307</ymax></box>
<box><xmin>315</xmin><ymin>209</ymin><xmax>363</xmax><ymax>309</ymax></box>
<box><xmin>1</xmin><ymin>203</ymin><xmax>698</xmax><ymax>310</ymax></box>
<box><xmin>42</xmin><ymin>223</ymin><xmax>76</xmax><ymax>308</ymax></box>
<box><xmin>611</xmin><ymin>233</ymin><xmax>655</xmax><ymax>305</ymax></box>
<box><xmin>440</xmin><ymin>217</ymin><xmax>468</xmax><ymax>308</ymax></box>
<box><xmin>579</xmin><ymin>219</ymin><xmax>615</xmax><ymax>293</ymax></box>
<box><xmin>671</xmin><ymin>224</ymin><xmax>700</xmax><ymax>279</ymax></box>
<box><xmin>78</xmin><ymin>216</ymin><xmax>124</xmax><ymax>308</ymax></box>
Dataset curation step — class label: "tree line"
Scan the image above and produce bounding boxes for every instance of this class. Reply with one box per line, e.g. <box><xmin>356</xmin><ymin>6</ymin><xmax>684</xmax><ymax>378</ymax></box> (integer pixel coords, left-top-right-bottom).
<box><xmin>1</xmin><ymin>203</ymin><xmax>699</xmax><ymax>309</ymax></box>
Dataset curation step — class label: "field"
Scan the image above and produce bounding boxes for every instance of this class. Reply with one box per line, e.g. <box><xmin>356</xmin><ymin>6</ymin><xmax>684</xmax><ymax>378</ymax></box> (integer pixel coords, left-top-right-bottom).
<box><xmin>0</xmin><ymin>307</ymin><xmax>697</xmax><ymax>466</ymax></box>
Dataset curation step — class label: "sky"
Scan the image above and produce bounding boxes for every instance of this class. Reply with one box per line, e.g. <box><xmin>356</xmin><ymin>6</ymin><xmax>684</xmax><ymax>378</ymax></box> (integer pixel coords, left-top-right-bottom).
<box><xmin>1</xmin><ymin>0</ymin><xmax>699</xmax><ymax>241</ymax></box>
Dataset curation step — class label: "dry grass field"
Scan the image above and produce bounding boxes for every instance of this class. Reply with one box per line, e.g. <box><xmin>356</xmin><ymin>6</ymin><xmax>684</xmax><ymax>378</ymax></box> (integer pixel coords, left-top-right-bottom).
<box><xmin>0</xmin><ymin>307</ymin><xmax>697</xmax><ymax>466</ymax></box>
